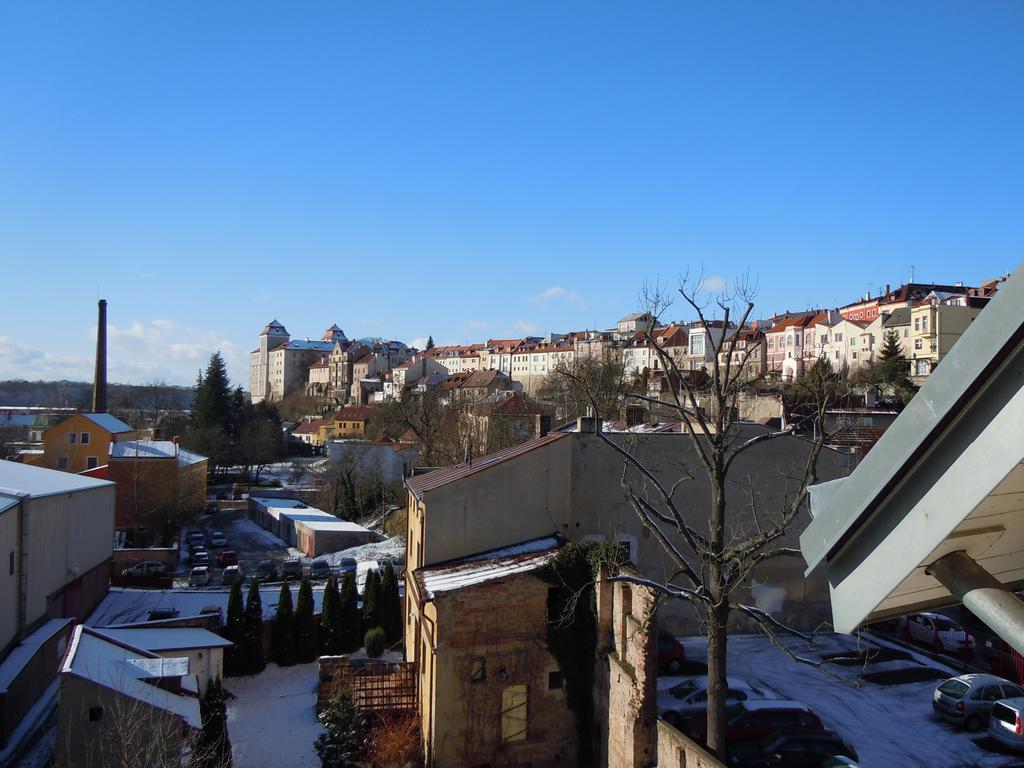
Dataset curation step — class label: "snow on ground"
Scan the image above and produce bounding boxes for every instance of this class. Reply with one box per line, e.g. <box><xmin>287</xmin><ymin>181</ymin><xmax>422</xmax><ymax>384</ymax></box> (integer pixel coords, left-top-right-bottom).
<box><xmin>318</xmin><ymin>536</ymin><xmax>406</xmax><ymax>566</ymax></box>
<box><xmin>668</xmin><ymin>632</ymin><xmax>1022</xmax><ymax>768</ymax></box>
<box><xmin>226</xmin><ymin>662</ymin><xmax>323</xmax><ymax>768</ymax></box>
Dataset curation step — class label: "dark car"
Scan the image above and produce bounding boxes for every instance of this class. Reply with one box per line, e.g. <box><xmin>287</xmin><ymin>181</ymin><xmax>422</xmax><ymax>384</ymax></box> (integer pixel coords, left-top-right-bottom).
<box><xmin>658</xmin><ymin>632</ymin><xmax>688</xmax><ymax>674</ymax></box>
<box><xmin>217</xmin><ymin>550</ymin><xmax>239</xmax><ymax>568</ymax></box>
<box><xmin>281</xmin><ymin>558</ymin><xmax>302</xmax><ymax>580</ymax></box>
<box><xmin>727</xmin><ymin>731</ymin><xmax>858</xmax><ymax>768</ymax></box>
<box><xmin>310</xmin><ymin>560</ymin><xmax>333</xmax><ymax>579</ymax></box>
<box><xmin>686</xmin><ymin>700</ymin><xmax>824</xmax><ymax>745</ymax></box>
<box><xmin>254</xmin><ymin>560</ymin><xmax>276</xmax><ymax>582</ymax></box>
<box><xmin>121</xmin><ymin>561</ymin><xmax>169</xmax><ymax>578</ymax></box>
<box><xmin>191</xmin><ymin>550</ymin><xmax>210</xmax><ymax>567</ymax></box>
<box><xmin>983</xmin><ymin>637</ymin><xmax>1024</xmax><ymax>684</ymax></box>
<box><xmin>335</xmin><ymin>557</ymin><xmax>357</xmax><ymax>576</ymax></box>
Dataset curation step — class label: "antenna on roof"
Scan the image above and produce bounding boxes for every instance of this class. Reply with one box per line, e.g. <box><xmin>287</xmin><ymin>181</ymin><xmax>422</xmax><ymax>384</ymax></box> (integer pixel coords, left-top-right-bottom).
<box><xmin>908</xmin><ymin>264</ymin><xmax>916</xmax><ymax>282</ymax></box>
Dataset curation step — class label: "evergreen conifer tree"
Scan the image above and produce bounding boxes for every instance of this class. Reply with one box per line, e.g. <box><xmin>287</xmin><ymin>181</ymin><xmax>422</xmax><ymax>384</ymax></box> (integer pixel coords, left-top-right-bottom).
<box><xmin>425</xmin><ymin>335</ymin><xmax>435</xmax><ymax>350</ymax></box>
<box><xmin>242</xmin><ymin>580</ymin><xmax>266</xmax><ymax>674</ymax></box>
<box><xmin>338</xmin><ymin>570</ymin><xmax>362</xmax><ymax>653</ymax></box>
<box><xmin>874</xmin><ymin>328</ymin><xmax>917</xmax><ymax>402</ymax></box>
<box><xmin>272</xmin><ymin>582</ymin><xmax>296</xmax><ymax>666</ymax></box>
<box><xmin>195</xmin><ymin>678</ymin><xmax>232</xmax><ymax>768</ymax></box>
<box><xmin>294</xmin><ymin>578</ymin><xmax>318</xmax><ymax>663</ymax></box>
<box><xmin>379</xmin><ymin>563</ymin><xmax>402</xmax><ymax>645</ymax></box>
<box><xmin>319</xmin><ymin>575</ymin><xmax>343</xmax><ymax>655</ymax></box>
<box><xmin>361</xmin><ymin>569</ymin><xmax>382</xmax><ymax>633</ymax></box>
<box><xmin>223</xmin><ymin>580</ymin><xmax>245</xmax><ymax>676</ymax></box>
<box><xmin>315</xmin><ymin>689</ymin><xmax>365</xmax><ymax>768</ymax></box>
<box><xmin>193</xmin><ymin>353</ymin><xmax>232</xmax><ymax>430</ymax></box>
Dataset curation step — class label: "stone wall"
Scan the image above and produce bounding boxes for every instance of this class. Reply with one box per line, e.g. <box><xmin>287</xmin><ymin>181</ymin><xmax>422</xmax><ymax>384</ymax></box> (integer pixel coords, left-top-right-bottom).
<box><xmin>656</xmin><ymin>720</ymin><xmax>726</xmax><ymax>768</ymax></box>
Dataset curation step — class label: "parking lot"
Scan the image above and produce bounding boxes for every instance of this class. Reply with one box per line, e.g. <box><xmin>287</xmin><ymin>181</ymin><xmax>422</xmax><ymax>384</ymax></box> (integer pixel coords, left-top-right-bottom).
<box><xmin>660</xmin><ymin>632</ymin><xmax>1024</xmax><ymax>767</ymax></box>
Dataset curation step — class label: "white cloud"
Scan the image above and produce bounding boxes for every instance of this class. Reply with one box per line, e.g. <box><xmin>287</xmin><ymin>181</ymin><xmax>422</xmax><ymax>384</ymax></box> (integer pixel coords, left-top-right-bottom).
<box><xmin>531</xmin><ymin>285</ymin><xmax>582</xmax><ymax>306</ymax></box>
<box><xmin>409</xmin><ymin>337</ymin><xmax>429</xmax><ymax>350</ymax></box>
<box><xmin>515</xmin><ymin>321</ymin><xmax>540</xmax><ymax>334</ymax></box>
<box><xmin>699</xmin><ymin>275</ymin><xmax>728</xmax><ymax>293</ymax></box>
<box><xmin>0</xmin><ymin>336</ymin><xmax>90</xmax><ymax>380</ymax></box>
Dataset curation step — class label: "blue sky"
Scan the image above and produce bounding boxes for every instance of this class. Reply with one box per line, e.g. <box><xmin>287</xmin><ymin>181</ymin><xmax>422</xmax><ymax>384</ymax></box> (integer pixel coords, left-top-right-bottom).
<box><xmin>2</xmin><ymin>2</ymin><xmax>1022</xmax><ymax>387</ymax></box>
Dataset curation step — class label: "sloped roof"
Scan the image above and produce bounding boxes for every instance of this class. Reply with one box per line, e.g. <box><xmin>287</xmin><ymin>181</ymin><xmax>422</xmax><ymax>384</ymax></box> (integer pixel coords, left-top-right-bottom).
<box><xmin>61</xmin><ymin>626</ymin><xmax>201</xmax><ymax>728</ymax></box>
<box><xmin>293</xmin><ymin>419</ymin><xmax>329</xmax><ymax>435</ymax></box>
<box><xmin>415</xmin><ymin>535</ymin><xmax>562</xmax><ymax>600</ymax></box>
<box><xmin>91</xmin><ymin>627</ymin><xmax>233</xmax><ymax>652</ymax></box>
<box><xmin>406</xmin><ymin>432</ymin><xmax>568</xmax><ymax>499</ymax></box>
<box><xmin>82</xmin><ymin>412</ymin><xmax>133</xmax><ymax>433</ymax></box>
<box><xmin>881</xmin><ymin>307</ymin><xmax>912</xmax><ymax>327</ymax></box>
<box><xmin>110</xmin><ymin>441</ymin><xmax>206</xmax><ymax>467</ymax></box>
<box><xmin>0</xmin><ymin>458</ymin><xmax>115</xmax><ymax>500</ymax></box>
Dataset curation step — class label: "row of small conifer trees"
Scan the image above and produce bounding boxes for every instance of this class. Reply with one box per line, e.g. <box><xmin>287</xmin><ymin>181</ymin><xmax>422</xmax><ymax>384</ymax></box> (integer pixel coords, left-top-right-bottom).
<box><xmin>222</xmin><ymin>562</ymin><xmax>403</xmax><ymax>675</ymax></box>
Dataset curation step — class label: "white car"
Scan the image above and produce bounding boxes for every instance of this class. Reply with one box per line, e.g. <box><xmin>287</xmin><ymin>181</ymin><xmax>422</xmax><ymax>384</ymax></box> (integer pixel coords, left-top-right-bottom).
<box><xmin>899</xmin><ymin>612</ymin><xmax>976</xmax><ymax>655</ymax></box>
<box><xmin>188</xmin><ymin>566</ymin><xmax>211</xmax><ymax>588</ymax></box>
<box><xmin>210</xmin><ymin>531</ymin><xmax>227</xmax><ymax>548</ymax></box>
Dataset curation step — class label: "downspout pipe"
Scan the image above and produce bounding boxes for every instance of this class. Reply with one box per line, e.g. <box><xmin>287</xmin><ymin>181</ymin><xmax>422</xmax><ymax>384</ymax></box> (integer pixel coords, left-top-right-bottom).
<box><xmin>927</xmin><ymin>550</ymin><xmax>1024</xmax><ymax>659</ymax></box>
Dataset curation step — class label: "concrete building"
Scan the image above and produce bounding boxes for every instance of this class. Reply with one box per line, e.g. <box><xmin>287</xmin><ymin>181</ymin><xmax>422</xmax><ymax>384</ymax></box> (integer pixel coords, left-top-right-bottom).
<box><xmin>247</xmin><ymin>496</ymin><xmax>373</xmax><ymax>556</ymax></box>
<box><xmin>89</xmin><ymin>627</ymin><xmax>232</xmax><ymax>692</ymax></box>
<box><xmin>57</xmin><ymin>626</ymin><xmax>201</xmax><ymax>768</ymax></box>
<box><xmin>249</xmin><ymin>320</ymin><xmax>346</xmax><ymax>403</ymax></box>
<box><xmin>410</xmin><ymin>536</ymin><xmax>578</xmax><ymax>768</ymax></box>
<box><xmin>405</xmin><ymin>423</ymin><xmax>851</xmax><ymax>637</ymax></box>
<box><xmin>908</xmin><ymin>292</ymin><xmax>989</xmax><ymax>379</ymax></box>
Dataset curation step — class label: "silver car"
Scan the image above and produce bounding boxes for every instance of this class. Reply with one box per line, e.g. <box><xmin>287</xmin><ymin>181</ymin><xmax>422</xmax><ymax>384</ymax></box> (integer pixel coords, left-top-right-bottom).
<box><xmin>989</xmin><ymin>697</ymin><xmax>1024</xmax><ymax>750</ymax></box>
<box><xmin>932</xmin><ymin>674</ymin><xmax>1024</xmax><ymax>731</ymax></box>
<box><xmin>657</xmin><ymin>676</ymin><xmax>770</xmax><ymax>729</ymax></box>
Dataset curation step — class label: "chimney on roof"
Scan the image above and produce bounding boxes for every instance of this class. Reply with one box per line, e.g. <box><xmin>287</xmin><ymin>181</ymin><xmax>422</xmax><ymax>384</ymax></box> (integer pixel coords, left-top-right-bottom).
<box><xmin>884</xmin><ymin>284</ymin><xmax>890</xmax><ymax>296</ymax></box>
<box><xmin>92</xmin><ymin>299</ymin><xmax>108</xmax><ymax>413</ymax></box>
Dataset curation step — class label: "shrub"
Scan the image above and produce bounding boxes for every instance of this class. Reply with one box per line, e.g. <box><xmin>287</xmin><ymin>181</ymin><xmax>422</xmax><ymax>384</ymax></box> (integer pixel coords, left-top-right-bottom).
<box><xmin>364</xmin><ymin>627</ymin><xmax>385</xmax><ymax>658</ymax></box>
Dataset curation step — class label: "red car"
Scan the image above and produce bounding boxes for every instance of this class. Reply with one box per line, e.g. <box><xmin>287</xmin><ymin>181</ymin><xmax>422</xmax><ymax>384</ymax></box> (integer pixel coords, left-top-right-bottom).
<box><xmin>218</xmin><ymin>550</ymin><xmax>239</xmax><ymax>567</ymax></box>
<box><xmin>685</xmin><ymin>699</ymin><xmax>824</xmax><ymax>745</ymax></box>
<box><xmin>658</xmin><ymin>632</ymin><xmax>688</xmax><ymax>674</ymax></box>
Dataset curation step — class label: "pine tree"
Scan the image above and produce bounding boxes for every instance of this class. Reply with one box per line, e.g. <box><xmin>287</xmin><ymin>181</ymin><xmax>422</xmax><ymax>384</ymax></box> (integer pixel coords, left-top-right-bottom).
<box><xmin>294</xmin><ymin>578</ymin><xmax>318</xmax><ymax>663</ymax></box>
<box><xmin>223</xmin><ymin>580</ymin><xmax>245</xmax><ymax>676</ymax></box>
<box><xmin>874</xmin><ymin>328</ymin><xmax>917</xmax><ymax>402</ymax></box>
<box><xmin>242</xmin><ymin>580</ymin><xmax>266</xmax><ymax>674</ymax></box>
<box><xmin>319</xmin><ymin>575</ymin><xmax>343</xmax><ymax>655</ymax></box>
<box><xmin>272</xmin><ymin>582</ymin><xmax>296</xmax><ymax>666</ymax></box>
<box><xmin>338</xmin><ymin>570</ymin><xmax>362</xmax><ymax>653</ymax></box>
<box><xmin>361</xmin><ymin>569</ymin><xmax>382</xmax><ymax>634</ymax></box>
<box><xmin>193</xmin><ymin>353</ymin><xmax>233</xmax><ymax>431</ymax></box>
<box><xmin>195</xmin><ymin>678</ymin><xmax>232</xmax><ymax>768</ymax></box>
<box><xmin>315</xmin><ymin>689</ymin><xmax>365</xmax><ymax>768</ymax></box>
<box><xmin>379</xmin><ymin>563</ymin><xmax>402</xmax><ymax>645</ymax></box>
<box><xmin>425</xmin><ymin>335</ymin><xmax>435</xmax><ymax>350</ymax></box>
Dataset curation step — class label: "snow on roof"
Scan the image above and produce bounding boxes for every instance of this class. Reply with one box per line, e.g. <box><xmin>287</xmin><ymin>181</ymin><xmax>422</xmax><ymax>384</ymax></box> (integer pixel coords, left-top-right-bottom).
<box><xmin>285</xmin><ymin>340</ymin><xmax>335</xmax><ymax>351</ymax></box>
<box><xmin>62</xmin><ymin>626</ymin><xmax>201</xmax><ymax>728</ymax></box>
<box><xmin>0</xmin><ymin>458</ymin><xmax>114</xmax><ymax>500</ymax></box>
<box><xmin>249</xmin><ymin>496</ymin><xmax>311</xmax><ymax>510</ymax></box>
<box><xmin>415</xmin><ymin>535</ymin><xmax>562</xmax><ymax>600</ymax></box>
<box><xmin>295</xmin><ymin>518</ymin><xmax>371</xmax><ymax>533</ymax></box>
<box><xmin>0</xmin><ymin>496</ymin><xmax>17</xmax><ymax>514</ymax></box>
<box><xmin>110</xmin><ymin>440</ymin><xmax>206</xmax><ymax>467</ymax></box>
<box><xmin>82</xmin><ymin>412</ymin><xmax>134</xmax><ymax>433</ymax></box>
<box><xmin>87</xmin><ymin>586</ymin><xmax>328</xmax><ymax>627</ymax></box>
<box><xmin>0</xmin><ymin>618</ymin><xmax>72</xmax><ymax>691</ymax></box>
<box><xmin>91</xmin><ymin>627</ymin><xmax>233</xmax><ymax>652</ymax></box>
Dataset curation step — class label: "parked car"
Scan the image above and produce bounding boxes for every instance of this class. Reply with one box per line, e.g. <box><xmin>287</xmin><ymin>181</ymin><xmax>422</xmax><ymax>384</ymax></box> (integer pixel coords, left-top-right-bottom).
<box><xmin>218</xmin><ymin>550</ymin><xmax>239</xmax><ymax>567</ymax></box>
<box><xmin>899</xmin><ymin>612</ymin><xmax>976</xmax><ymax>656</ymax></box>
<box><xmin>727</xmin><ymin>730</ymin><xmax>858</xmax><ymax>767</ymax></box>
<box><xmin>309</xmin><ymin>559</ymin><xmax>332</xmax><ymax>579</ymax></box>
<box><xmin>188</xmin><ymin>566</ymin><xmax>211</xmax><ymax>588</ymax></box>
<box><xmin>335</xmin><ymin>557</ymin><xmax>357</xmax><ymax>576</ymax></box>
<box><xmin>686</xmin><ymin>699</ymin><xmax>824</xmax><ymax>745</ymax></box>
<box><xmin>658</xmin><ymin>676</ymin><xmax>769</xmax><ymax>728</ymax></box>
<box><xmin>221</xmin><ymin>565</ymin><xmax>244</xmax><ymax>586</ymax></box>
<box><xmin>658</xmin><ymin>631</ymin><xmax>688</xmax><ymax>674</ymax></box>
<box><xmin>281</xmin><ymin>557</ymin><xmax>303</xmax><ymax>580</ymax></box>
<box><xmin>191</xmin><ymin>549</ymin><xmax>210</xmax><ymax>567</ymax></box>
<box><xmin>983</xmin><ymin>636</ymin><xmax>1024</xmax><ymax>683</ymax></box>
<box><xmin>254</xmin><ymin>560</ymin><xmax>276</xmax><ymax>582</ymax></box>
<box><xmin>210</xmin><ymin>531</ymin><xmax>227</xmax><ymax>548</ymax></box>
<box><xmin>932</xmin><ymin>674</ymin><xmax>1024</xmax><ymax>730</ymax></box>
<box><xmin>989</xmin><ymin>697</ymin><xmax>1024</xmax><ymax>752</ymax></box>
<box><xmin>120</xmin><ymin>561</ymin><xmax>168</xmax><ymax>577</ymax></box>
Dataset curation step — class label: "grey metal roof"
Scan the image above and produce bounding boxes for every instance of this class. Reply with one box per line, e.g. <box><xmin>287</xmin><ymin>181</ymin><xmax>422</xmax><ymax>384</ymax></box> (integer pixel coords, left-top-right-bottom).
<box><xmin>0</xmin><ymin>458</ymin><xmax>115</xmax><ymax>500</ymax></box>
<box><xmin>881</xmin><ymin>307</ymin><xmax>911</xmax><ymax>327</ymax></box>
<box><xmin>82</xmin><ymin>412</ymin><xmax>133</xmax><ymax>433</ymax></box>
<box><xmin>800</xmin><ymin>258</ymin><xmax>1024</xmax><ymax>631</ymax></box>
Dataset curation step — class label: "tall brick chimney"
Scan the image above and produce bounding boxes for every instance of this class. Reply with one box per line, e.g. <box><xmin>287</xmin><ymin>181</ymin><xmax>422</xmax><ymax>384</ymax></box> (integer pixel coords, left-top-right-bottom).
<box><xmin>92</xmin><ymin>299</ymin><xmax>108</xmax><ymax>413</ymax></box>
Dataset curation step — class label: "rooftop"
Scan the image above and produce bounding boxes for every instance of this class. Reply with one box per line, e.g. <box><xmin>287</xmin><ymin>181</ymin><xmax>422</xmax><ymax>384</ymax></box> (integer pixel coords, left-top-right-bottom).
<box><xmin>110</xmin><ymin>441</ymin><xmax>206</xmax><ymax>467</ymax></box>
<box><xmin>415</xmin><ymin>535</ymin><xmax>562</xmax><ymax>600</ymax></box>
<box><xmin>0</xmin><ymin>458</ymin><xmax>115</xmax><ymax>502</ymax></box>
<box><xmin>91</xmin><ymin>627</ymin><xmax>233</xmax><ymax>652</ymax></box>
<box><xmin>82</xmin><ymin>412</ymin><xmax>134</xmax><ymax>434</ymax></box>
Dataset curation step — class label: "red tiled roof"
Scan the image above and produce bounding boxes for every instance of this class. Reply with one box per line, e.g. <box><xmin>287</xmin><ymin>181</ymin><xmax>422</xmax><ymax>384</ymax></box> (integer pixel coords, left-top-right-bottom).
<box><xmin>333</xmin><ymin>406</ymin><xmax>377</xmax><ymax>421</ymax></box>
<box><xmin>293</xmin><ymin>418</ymin><xmax>328</xmax><ymax>435</ymax></box>
<box><xmin>406</xmin><ymin>432</ymin><xmax>569</xmax><ymax>499</ymax></box>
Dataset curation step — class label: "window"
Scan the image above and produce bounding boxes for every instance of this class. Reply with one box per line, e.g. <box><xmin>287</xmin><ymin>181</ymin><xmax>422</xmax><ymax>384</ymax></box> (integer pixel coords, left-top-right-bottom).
<box><xmin>914</xmin><ymin>318</ymin><xmax>920</xmax><ymax>331</ymax></box>
<box><xmin>922</xmin><ymin>317</ymin><xmax>928</xmax><ymax>331</ymax></box>
<box><xmin>852</xmin><ymin>352</ymin><xmax>857</xmax><ymax>360</ymax></box>
<box><xmin>87</xmin><ymin>457</ymin><xmax>99</xmax><ymax>469</ymax></box>
<box><xmin>835</xmin><ymin>333</ymin><xmax>843</xmax><ymax>342</ymax></box>
<box><xmin>8</xmin><ymin>551</ymin><xmax>13</xmax><ymax>575</ymax></box>
<box><xmin>501</xmin><ymin>685</ymin><xmax>528</xmax><ymax>742</ymax></box>
<box><xmin>57</xmin><ymin>457</ymin><xmax>68</xmax><ymax>470</ymax></box>
<box><xmin>80</xmin><ymin>432</ymin><xmax>90</xmax><ymax>445</ymax></box>
<box><xmin>68</xmin><ymin>432</ymin><xmax>77</xmax><ymax>445</ymax></box>
<box><xmin>548</xmin><ymin>671</ymin><xmax>564</xmax><ymax>690</ymax></box>
<box><xmin>915</xmin><ymin>340</ymin><xmax>923</xmax><ymax>350</ymax></box>
<box><xmin>89</xmin><ymin>706</ymin><xmax>103</xmax><ymax>722</ymax></box>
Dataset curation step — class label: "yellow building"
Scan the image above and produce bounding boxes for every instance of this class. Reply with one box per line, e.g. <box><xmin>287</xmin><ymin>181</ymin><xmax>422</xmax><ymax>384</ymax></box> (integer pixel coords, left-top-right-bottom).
<box><xmin>908</xmin><ymin>294</ymin><xmax>989</xmax><ymax>378</ymax></box>
<box><xmin>30</xmin><ymin>412</ymin><xmax>135</xmax><ymax>473</ymax></box>
<box><xmin>330</xmin><ymin>406</ymin><xmax>376</xmax><ymax>438</ymax></box>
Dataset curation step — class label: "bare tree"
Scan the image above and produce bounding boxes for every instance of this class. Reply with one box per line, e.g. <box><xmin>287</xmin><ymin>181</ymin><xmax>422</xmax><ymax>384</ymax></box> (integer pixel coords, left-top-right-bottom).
<box><xmin>368</xmin><ymin>389</ymin><xmax>474</xmax><ymax>467</ymax></box>
<box><xmin>589</xmin><ymin>273</ymin><xmax>841</xmax><ymax>759</ymax></box>
<box><xmin>538</xmin><ymin>356</ymin><xmax>631</xmax><ymax>423</ymax></box>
